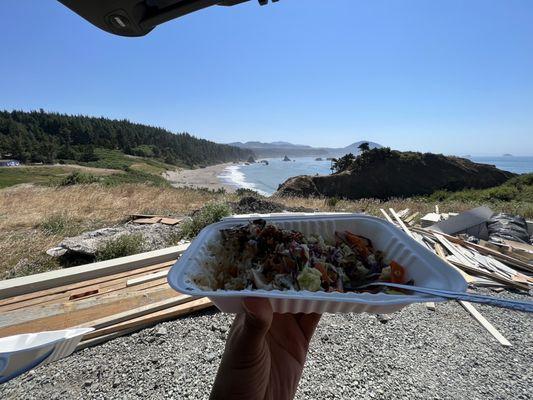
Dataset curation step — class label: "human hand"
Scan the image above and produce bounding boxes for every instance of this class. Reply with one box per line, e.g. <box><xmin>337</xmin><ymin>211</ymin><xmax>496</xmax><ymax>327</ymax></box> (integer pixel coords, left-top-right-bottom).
<box><xmin>209</xmin><ymin>298</ymin><xmax>321</xmax><ymax>400</ymax></box>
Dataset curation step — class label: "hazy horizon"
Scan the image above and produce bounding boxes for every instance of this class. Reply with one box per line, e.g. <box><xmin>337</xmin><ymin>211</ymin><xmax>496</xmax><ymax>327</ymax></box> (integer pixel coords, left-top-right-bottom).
<box><xmin>1</xmin><ymin>1</ymin><xmax>532</xmax><ymax>156</ymax></box>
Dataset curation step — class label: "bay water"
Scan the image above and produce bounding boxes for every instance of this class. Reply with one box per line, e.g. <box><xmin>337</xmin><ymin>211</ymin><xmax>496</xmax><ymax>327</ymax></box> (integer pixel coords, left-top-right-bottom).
<box><xmin>219</xmin><ymin>156</ymin><xmax>533</xmax><ymax>196</ymax></box>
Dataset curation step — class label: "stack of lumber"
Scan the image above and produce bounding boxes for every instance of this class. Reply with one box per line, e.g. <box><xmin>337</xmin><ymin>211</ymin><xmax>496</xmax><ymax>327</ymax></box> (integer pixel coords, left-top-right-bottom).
<box><xmin>381</xmin><ymin>207</ymin><xmax>532</xmax><ymax>347</ymax></box>
<box><xmin>0</xmin><ymin>245</ymin><xmax>212</xmax><ymax>351</ymax></box>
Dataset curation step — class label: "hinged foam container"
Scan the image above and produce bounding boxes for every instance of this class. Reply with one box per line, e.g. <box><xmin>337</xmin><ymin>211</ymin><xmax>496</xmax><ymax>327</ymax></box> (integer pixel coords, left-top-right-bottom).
<box><xmin>167</xmin><ymin>214</ymin><xmax>467</xmax><ymax>314</ymax></box>
<box><xmin>0</xmin><ymin>328</ymin><xmax>94</xmax><ymax>384</ymax></box>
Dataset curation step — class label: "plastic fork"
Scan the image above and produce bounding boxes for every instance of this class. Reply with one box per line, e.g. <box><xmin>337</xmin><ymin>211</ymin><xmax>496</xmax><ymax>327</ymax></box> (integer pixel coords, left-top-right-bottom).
<box><xmin>358</xmin><ymin>282</ymin><xmax>533</xmax><ymax>313</ymax></box>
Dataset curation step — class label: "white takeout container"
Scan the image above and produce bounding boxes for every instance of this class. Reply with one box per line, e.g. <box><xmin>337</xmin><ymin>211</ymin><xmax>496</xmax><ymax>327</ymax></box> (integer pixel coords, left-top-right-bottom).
<box><xmin>0</xmin><ymin>328</ymin><xmax>94</xmax><ymax>384</ymax></box>
<box><xmin>167</xmin><ymin>213</ymin><xmax>467</xmax><ymax>314</ymax></box>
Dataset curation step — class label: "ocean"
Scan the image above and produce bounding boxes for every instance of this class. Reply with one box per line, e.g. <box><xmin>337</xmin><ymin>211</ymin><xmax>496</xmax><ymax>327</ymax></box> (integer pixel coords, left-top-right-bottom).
<box><xmin>219</xmin><ymin>156</ymin><xmax>533</xmax><ymax>196</ymax></box>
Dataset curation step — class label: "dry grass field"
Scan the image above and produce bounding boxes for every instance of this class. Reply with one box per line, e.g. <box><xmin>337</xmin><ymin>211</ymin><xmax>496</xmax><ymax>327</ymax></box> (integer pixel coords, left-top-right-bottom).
<box><xmin>1</xmin><ymin>181</ymin><xmax>531</xmax><ymax>279</ymax></box>
<box><xmin>0</xmin><ymin>184</ymin><xmax>222</xmax><ymax>278</ymax></box>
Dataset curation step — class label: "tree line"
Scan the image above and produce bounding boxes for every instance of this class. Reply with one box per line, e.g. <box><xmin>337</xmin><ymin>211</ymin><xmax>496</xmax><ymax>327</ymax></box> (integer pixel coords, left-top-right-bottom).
<box><xmin>0</xmin><ymin>110</ymin><xmax>253</xmax><ymax>166</ymax></box>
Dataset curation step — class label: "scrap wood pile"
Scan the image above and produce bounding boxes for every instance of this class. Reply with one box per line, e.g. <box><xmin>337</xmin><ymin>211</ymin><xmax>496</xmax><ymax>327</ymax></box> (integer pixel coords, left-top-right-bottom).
<box><xmin>381</xmin><ymin>207</ymin><xmax>532</xmax><ymax>347</ymax></box>
<box><xmin>130</xmin><ymin>213</ymin><xmax>184</xmax><ymax>226</ymax></box>
<box><xmin>0</xmin><ymin>244</ymin><xmax>212</xmax><ymax>351</ymax></box>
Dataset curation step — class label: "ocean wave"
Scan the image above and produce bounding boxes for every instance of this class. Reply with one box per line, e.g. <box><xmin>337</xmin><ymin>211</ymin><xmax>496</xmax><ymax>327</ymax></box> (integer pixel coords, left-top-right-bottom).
<box><xmin>218</xmin><ymin>165</ymin><xmax>270</xmax><ymax>196</ymax></box>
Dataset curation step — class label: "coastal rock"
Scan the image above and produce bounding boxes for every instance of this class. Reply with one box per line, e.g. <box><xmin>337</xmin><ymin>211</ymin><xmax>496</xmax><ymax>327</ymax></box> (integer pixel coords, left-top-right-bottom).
<box><xmin>282</xmin><ymin>155</ymin><xmax>291</xmax><ymax>162</ymax></box>
<box><xmin>315</xmin><ymin>157</ymin><xmax>323</xmax><ymax>161</ymax></box>
<box><xmin>275</xmin><ymin>150</ymin><xmax>515</xmax><ymax>200</ymax></box>
<box><xmin>50</xmin><ymin>223</ymin><xmax>183</xmax><ymax>260</ymax></box>
<box><xmin>247</xmin><ymin>155</ymin><xmax>256</xmax><ymax>163</ymax></box>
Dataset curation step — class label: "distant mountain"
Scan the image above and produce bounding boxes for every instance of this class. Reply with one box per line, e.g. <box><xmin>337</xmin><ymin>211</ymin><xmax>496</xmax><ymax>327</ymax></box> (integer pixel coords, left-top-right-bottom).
<box><xmin>228</xmin><ymin>140</ymin><xmax>383</xmax><ymax>158</ymax></box>
<box><xmin>334</xmin><ymin>141</ymin><xmax>383</xmax><ymax>155</ymax></box>
<box><xmin>228</xmin><ymin>141</ymin><xmax>314</xmax><ymax>150</ymax></box>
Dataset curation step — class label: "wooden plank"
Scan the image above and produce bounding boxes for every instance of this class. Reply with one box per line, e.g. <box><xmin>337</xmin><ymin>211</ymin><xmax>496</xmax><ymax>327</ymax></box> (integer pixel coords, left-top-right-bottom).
<box><xmin>126</xmin><ymin>270</ymin><xmax>169</xmax><ymax>287</ymax></box>
<box><xmin>134</xmin><ymin>217</ymin><xmax>162</xmax><ymax>224</ymax></box>
<box><xmin>0</xmin><ymin>285</ymin><xmax>176</xmax><ymax>330</ymax></box>
<box><xmin>435</xmin><ymin>234</ymin><xmax>473</xmax><ymax>267</ymax></box>
<box><xmin>160</xmin><ymin>217</ymin><xmax>183</xmax><ymax>226</ymax></box>
<box><xmin>82</xmin><ymin>298</ymin><xmax>213</xmax><ymax>341</ymax></box>
<box><xmin>0</xmin><ymin>286</ymin><xmax>178</xmax><ymax>337</ymax></box>
<box><xmin>76</xmin><ymin>298</ymin><xmax>212</xmax><ymax>351</ymax></box>
<box><xmin>389</xmin><ymin>208</ymin><xmax>415</xmax><ymax>239</ymax></box>
<box><xmin>0</xmin><ymin>272</ymin><xmax>168</xmax><ymax>313</ymax></box>
<box><xmin>0</xmin><ymin>261</ymin><xmax>173</xmax><ymax>307</ymax></box>
<box><xmin>0</xmin><ymin>244</ymin><xmax>189</xmax><ymax>299</ymax></box>
<box><xmin>447</xmin><ymin>259</ymin><xmax>529</xmax><ymax>291</ymax></box>
<box><xmin>396</xmin><ymin>208</ymin><xmax>410</xmax><ymax>219</ymax></box>
<box><xmin>0</xmin><ymin>261</ymin><xmax>174</xmax><ymax>312</ymax></box>
<box><xmin>75</xmin><ymin>294</ymin><xmax>193</xmax><ymax>330</ymax></box>
<box><xmin>404</xmin><ymin>212</ymin><xmax>420</xmax><ymax>225</ymax></box>
<box><xmin>459</xmin><ymin>300</ymin><xmax>512</xmax><ymax>347</ymax></box>
<box><xmin>67</xmin><ymin>276</ymin><xmax>169</xmax><ymax>304</ymax></box>
<box><xmin>380</xmin><ymin>208</ymin><xmax>394</xmax><ymax>223</ymax></box>
<box><xmin>434</xmin><ymin>243</ymin><xmax>475</xmax><ymax>283</ymax></box>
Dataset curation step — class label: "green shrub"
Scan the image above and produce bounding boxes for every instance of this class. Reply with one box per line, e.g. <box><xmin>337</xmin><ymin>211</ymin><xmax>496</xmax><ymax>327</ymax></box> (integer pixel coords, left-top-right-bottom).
<box><xmin>484</xmin><ymin>186</ymin><xmax>519</xmax><ymax>201</ymax></box>
<box><xmin>325</xmin><ymin>196</ymin><xmax>340</xmax><ymax>208</ymax></box>
<box><xmin>58</xmin><ymin>172</ymin><xmax>100</xmax><ymax>186</ymax></box>
<box><xmin>131</xmin><ymin>145</ymin><xmax>155</xmax><ymax>158</ymax></box>
<box><xmin>165</xmin><ymin>231</ymin><xmax>183</xmax><ymax>246</ymax></box>
<box><xmin>95</xmin><ymin>234</ymin><xmax>144</xmax><ymax>261</ymax></box>
<box><xmin>40</xmin><ymin>213</ymin><xmax>74</xmax><ymax>236</ymax></box>
<box><xmin>180</xmin><ymin>202</ymin><xmax>232</xmax><ymax>238</ymax></box>
<box><xmin>101</xmin><ymin>169</ymin><xmax>170</xmax><ymax>187</ymax></box>
<box><xmin>425</xmin><ymin>173</ymin><xmax>533</xmax><ymax>204</ymax></box>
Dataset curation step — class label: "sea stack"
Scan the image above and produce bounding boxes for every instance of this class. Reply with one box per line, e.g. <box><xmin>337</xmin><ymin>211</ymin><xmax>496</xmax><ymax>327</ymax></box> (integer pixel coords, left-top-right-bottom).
<box><xmin>282</xmin><ymin>155</ymin><xmax>291</xmax><ymax>162</ymax></box>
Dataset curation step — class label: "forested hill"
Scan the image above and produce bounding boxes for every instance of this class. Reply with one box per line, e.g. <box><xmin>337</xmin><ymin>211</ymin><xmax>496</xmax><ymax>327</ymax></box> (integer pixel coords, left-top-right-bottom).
<box><xmin>0</xmin><ymin>110</ymin><xmax>253</xmax><ymax>167</ymax></box>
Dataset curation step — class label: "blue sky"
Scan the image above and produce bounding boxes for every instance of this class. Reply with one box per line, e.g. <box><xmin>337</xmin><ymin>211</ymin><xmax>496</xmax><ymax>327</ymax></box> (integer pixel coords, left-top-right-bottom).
<box><xmin>1</xmin><ymin>0</ymin><xmax>532</xmax><ymax>155</ymax></box>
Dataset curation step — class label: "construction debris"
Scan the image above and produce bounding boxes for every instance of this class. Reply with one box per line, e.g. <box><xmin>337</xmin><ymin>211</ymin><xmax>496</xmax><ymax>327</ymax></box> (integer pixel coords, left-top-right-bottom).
<box><xmin>382</xmin><ymin>207</ymin><xmax>532</xmax><ymax>347</ymax></box>
<box><xmin>0</xmin><ymin>244</ymin><xmax>212</xmax><ymax>350</ymax></box>
<box><xmin>429</xmin><ymin>206</ymin><xmax>493</xmax><ymax>237</ymax></box>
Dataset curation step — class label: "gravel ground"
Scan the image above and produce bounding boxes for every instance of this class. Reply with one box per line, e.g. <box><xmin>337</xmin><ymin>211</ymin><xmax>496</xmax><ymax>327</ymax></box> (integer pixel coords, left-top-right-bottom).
<box><xmin>1</xmin><ymin>289</ymin><xmax>531</xmax><ymax>400</ymax></box>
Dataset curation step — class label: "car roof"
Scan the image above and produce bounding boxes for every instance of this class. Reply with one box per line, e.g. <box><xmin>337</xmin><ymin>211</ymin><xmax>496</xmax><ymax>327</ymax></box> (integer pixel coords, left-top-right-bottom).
<box><xmin>58</xmin><ymin>0</ymin><xmax>274</xmax><ymax>37</ymax></box>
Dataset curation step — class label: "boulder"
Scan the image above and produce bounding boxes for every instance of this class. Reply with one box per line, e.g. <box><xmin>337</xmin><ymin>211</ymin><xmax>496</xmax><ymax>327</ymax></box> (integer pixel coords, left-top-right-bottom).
<box><xmin>48</xmin><ymin>223</ymin><xmax>184</xmax><ymax>260</ymax></box>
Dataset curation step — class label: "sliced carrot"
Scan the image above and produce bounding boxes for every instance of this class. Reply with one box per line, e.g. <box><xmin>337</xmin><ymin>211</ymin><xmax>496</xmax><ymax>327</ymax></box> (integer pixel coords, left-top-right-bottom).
<box><xmin>390</xmin><ymin>261</ymin><xmax>406</xmax><ymax>284</ymax></box>
<box><xmin>344</xmin><ymin>232</ymin><xmax>372</xmax><ymax>258</ymax></box>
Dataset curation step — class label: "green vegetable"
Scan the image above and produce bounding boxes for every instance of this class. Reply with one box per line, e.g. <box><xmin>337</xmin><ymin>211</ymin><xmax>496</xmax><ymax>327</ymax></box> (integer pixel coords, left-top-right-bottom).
<box><xmin>297</xmin><ymin>267</ymin><xmax>322</xmax><ymax>291</ymax></box>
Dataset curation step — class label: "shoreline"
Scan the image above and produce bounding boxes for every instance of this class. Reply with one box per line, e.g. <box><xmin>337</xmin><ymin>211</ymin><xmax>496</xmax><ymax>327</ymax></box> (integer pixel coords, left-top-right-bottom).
<box><xmin>163</xmin><ymin>163</ymin><xmax>240</xmax><ymax>192</ymax></box>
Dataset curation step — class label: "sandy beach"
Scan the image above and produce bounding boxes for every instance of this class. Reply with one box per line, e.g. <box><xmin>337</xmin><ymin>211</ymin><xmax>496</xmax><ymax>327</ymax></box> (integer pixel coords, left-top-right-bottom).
<box><xmin>163</xmin><ymin>163</ymin><xmax>238</xmax><ymax>192</ymax></box>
